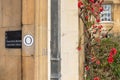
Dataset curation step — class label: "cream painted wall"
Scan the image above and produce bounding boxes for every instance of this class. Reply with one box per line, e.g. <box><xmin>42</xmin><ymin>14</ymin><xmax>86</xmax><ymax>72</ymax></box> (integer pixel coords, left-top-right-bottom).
<box><xmin>61</xmin><ymin>0</ymin><xmax>79</xmax><ymax>80</ymax></box>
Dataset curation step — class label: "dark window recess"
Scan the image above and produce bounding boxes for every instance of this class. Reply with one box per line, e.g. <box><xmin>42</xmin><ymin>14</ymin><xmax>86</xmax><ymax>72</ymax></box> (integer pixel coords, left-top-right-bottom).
<box><xmin>51</xmin><ymin>0</ymin><xmax>61</xmax><ymax>80</ymax></box>
<box><xmin>5</xmin><ymin>30</ymin><xmax>22</xmax><ymax>48</ymax></box>
<box><xmin>51</xmin><ymin>60</ymin><xmax>61</xmax><ymax>77</ymax></box>
<box><xmin>51</xmin><ymin>78</ymin><xmax>59</xmax><ymax>80</ymax></box>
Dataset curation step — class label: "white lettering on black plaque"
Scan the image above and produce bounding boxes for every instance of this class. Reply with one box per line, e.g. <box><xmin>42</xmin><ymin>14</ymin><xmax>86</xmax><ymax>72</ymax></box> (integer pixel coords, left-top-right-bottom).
<box><xmin>5</xmin><ymin>30</ymin><xmax>22</xmax><ymax>48</ymax></box>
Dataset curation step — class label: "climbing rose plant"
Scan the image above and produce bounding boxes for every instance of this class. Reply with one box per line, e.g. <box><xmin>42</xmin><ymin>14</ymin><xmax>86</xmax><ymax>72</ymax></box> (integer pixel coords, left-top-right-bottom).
<box><xmin>78</xmin><ymin>0</ymin><xmax>120</xmax><ymax>80</ymax></box>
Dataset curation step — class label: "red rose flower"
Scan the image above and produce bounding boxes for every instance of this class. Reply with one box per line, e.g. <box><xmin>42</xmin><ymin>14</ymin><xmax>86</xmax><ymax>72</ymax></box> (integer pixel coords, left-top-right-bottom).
<box><xmin>91</xmin><ymin>7</ymin><xmax>94</xmax><ymax>13</ymax></box>
<box><xmin>99</xmin><ymin>7</ymin><xmax>104</xmax><ymax>12</ymax></box>
<box><xmin>107</xmin><ymin>56</ymin><xmax>114</xmax><ymax>64</ymax></box>
<box><xmin>94</xmin><ymin>77</ymin><xmax>100</xmax><ymax>80</ymax></box>
<box><xmin>85</xmin><ymin>66</ymin><xmax>90</xmax><ymax>71</ymax></box>
<box><xmin>109</xmin><ymin>52</ymin><xmax>114</xmax><ymax>57</ymax></box>
<box><xmin>92</xmin><ymin>25</ymin><xmax>97</xmax><ymax>28</ymax></box>
<box><xmin>96</xmin><ymin>60</ymin><xmax>100</xmax><ymax>65</ymax></box>
<box><xmin>89</xmin><ymin>0</ymin><xmax>94</xmax><ymax>3</ymax></box>
<box><xmin>85</xmin><ymin>16</ymin><xmax>89</xmax><ymax>20</ymax></box>
<box><xmin>98</xmin><ymin>25</ymin><xmax>103</xmax><ymax>29</ymax></box>
<box><xmin>96</xmin><ymin>18</ymin><xmax>100</xmax><ymax>23</ymax></box>
<box><xmin>110</xmin><ymin>48</ymin><xmax>117</xmax><ymax>55</ymax></box>
<box><xmin>77</xmin><ymin>47</ymin><xmax>81</xmax><ymax>51</ymax></box>
<box><xmin>78</xmin><ymin>1</ymin><xmax>83</xmax><ymax>8</ymax></box>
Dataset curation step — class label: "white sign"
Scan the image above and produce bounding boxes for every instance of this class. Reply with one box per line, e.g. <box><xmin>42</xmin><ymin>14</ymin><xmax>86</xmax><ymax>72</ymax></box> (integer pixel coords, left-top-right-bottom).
<box><xmin>23</xmin><ymin>35</ymin><xmax>34</xmax><ymax>46</ymax></box>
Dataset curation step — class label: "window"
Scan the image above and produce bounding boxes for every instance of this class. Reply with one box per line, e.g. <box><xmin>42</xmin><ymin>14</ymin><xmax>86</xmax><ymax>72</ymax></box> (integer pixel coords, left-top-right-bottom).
<box><xmin>51</xmin><ymin>0</ymin><xmax>61</xmax><ymax>80</ymax></box>
<box><xmin>100</xmin><ymin>4</ymin><xmax>112</xmax><ymax>22</ymax></box>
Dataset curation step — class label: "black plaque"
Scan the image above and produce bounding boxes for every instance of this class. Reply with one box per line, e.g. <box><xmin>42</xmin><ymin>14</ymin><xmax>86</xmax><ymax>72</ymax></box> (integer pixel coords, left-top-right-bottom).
<box><xmin>5</xmin><ymin>30</ymin><xmax>22</xmax><ymax>48</ymax></box>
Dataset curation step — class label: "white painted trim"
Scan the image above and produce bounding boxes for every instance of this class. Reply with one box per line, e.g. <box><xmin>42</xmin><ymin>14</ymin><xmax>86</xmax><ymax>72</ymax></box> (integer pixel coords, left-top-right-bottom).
<box><xmin>48</xmin><ymin>0</ymin><xmax>51</xmax><ymax>80</ymax></box>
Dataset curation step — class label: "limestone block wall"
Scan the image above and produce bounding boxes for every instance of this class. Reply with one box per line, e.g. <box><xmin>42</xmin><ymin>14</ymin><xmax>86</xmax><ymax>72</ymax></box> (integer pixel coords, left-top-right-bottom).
<box><xmin>0</xmin><ymin>0</ymin><xmax>22</xmax><ymax>80</ymax></box>
<box><xmin>113</xmin><ymin>3</ymin><xmax>120</xmax><ymax>33</ymax></box>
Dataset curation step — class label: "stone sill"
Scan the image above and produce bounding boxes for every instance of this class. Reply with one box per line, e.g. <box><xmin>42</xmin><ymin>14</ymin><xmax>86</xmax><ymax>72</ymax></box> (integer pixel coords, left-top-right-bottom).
<box><xmin>100</xmin><ymin>21</ymin><xmax>114</xmax><ymax>24</ymax></box>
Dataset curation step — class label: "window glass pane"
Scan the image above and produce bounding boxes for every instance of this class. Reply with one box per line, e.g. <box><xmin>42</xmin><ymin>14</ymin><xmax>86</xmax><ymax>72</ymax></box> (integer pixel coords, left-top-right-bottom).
<box><xmin>51</xmin><ymin>0</ymin><xmax>59</xmax><ymax>58</ymax></box>
<box><xmin>51</xmin><ymin>79</ymin><xmax>59</xmax><ymax>80</ymax></box>
<box><xmin>100</xmin><ymin>4</ymin><xmax>112</xmax><ymax>22</ymax></box>
<box><xmin>51</xmin><ymin>60</ymin><xmax>60</xmax><ymax>75</ymax></box>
